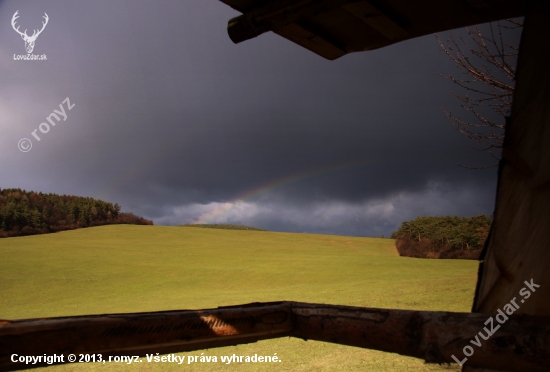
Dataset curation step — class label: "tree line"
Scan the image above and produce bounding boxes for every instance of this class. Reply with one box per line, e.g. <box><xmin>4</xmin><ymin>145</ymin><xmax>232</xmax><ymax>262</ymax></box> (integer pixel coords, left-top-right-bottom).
<box><xmin>0</xmin><ymin>188</ymin><xmax>152</xmax><ymax>238</ymax></box>
<box><xmin>391</xmin><ymin>215</ymin><xmax>492</xmax><ymax>259</ymax></box>
<box><xmin>183</xmin><ymin>224</ymin><xmax>267</xmax><ymax>231</ymax></box>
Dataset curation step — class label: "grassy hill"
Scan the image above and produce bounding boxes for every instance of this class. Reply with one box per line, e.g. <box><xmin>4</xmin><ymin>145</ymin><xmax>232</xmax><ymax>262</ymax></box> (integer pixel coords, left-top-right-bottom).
<box><xmin>0</xmin><ymin>225</ymin><xmax>477</xmax><ymax>371</ymax></box>
<box><xmin>182</xmin><ymin>223</ymin><xmax>267</xmax><ymax>231</ymax></box>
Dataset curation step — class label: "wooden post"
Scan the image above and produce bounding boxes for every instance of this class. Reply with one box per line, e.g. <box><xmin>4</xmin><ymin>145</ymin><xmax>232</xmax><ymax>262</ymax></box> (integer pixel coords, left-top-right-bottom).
<box><xmin>468</xmin><ymin>1</ymin><xmax>550</xmax><ymax>370</ymax></box>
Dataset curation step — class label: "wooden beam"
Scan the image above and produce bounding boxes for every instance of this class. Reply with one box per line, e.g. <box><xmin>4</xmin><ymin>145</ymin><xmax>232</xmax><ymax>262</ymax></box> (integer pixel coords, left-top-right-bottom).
<box><xmin>274</xmin><ymin>22</ymin><xmax>346</xmax><ymax>60</ymax></box>
<box><xmin>468</xmin><ymin>0</ymin><xmax>550</xmax><ymax>370</ymax></box>
<box><xmin>227</xmin><ymin>0</ymin><xmax>408</xmax><ymax>48</ymax></box>
<box><xmin>291</xmin><ymin>303</ymin><xmax>550</xmax><ymax>371</ymax></box>
<box><xmin>221</xmin><ymin>0</ymin><xmax>527</xmax><ymax>59</ymax></box>
<box><xmin>0</xmin><ymin>303</ymin><xmax>293</xmax><ymax>371</ymax></box>
<box><xmin>471</xmin><ymin>0</ymin><xmax>550</xmax><ymax>321</ymax></box>
<box><xmin>227</xmin><ymin>0</ymin><xmax>359</xmax><ymax>44</ymax></box>
<box><xmin>341</xmin><ymin>1</ymin><xmax>408</xmax><ymax>40</ymax></box>
<box><xmin>2</xmin><ymin>302</ymin><xmax>550</xmax><ymax>371</ymax></box>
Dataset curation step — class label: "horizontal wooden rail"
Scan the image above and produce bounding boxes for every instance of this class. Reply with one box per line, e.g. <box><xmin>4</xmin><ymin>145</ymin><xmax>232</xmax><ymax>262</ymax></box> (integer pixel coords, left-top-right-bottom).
<box><xmin>290</xmin><ymin>303</ymin><xmax>550</xmax><ymax>371</ymax></box>
<box><xmin>1</xmin><ymin>302</ymin><xmax>549</xmax><ymax>371</ymax></box>
<box><xmin>227</xmin><ymin>0</ymin><xmax>360</xmax><ymax>44</ymax></box>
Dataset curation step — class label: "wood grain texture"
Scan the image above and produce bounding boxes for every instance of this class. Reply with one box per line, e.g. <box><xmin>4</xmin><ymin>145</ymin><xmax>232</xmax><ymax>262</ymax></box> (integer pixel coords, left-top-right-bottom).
<box><xmin>472</xmin><ymin>0</ymin><xmax>550</xmax><ymax>320</ymax></box>
<box><xmin>469</xmin><ymin>1</ymin><xmax>550</xmax><ymax>370</ymax></box>
<box><xmin>221</xmin><ymin>0</ymin><xmax>527</xmax><ymax>59</ymax></box>
<box><xmin>290</xmin><ymin>303</ymin><xmax>550</xmax><ymax>371</ymax></box>
<box><xmin>2</xmin><ymin>302</ymin><xmax>549</xmax><ymax>371</ymax></box>
<box><xmin>0</xmin><ymin>302</ymin><xmax>292</xmax><ymax>371</ymax></box>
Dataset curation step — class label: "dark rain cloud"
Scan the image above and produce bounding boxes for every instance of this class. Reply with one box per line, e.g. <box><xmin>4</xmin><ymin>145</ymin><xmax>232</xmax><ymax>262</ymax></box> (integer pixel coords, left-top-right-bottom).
<box><xmin>1</xmin><ymin>0</ymin><xmax>513</xmax><ymax>236</ymax></box>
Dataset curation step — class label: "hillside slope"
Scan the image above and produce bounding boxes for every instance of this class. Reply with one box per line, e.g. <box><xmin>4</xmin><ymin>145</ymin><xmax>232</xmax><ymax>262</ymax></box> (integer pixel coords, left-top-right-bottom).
<box><xmin>0</xmin><ymin>225</ymin><xmax>476</xmax><ymax>371</ymax></box>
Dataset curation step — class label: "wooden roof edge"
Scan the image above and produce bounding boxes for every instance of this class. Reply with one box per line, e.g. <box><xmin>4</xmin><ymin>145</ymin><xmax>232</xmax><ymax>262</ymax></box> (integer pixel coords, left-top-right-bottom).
<box><xmin>222</xmin><ymin>0</ymin><xmax>526</xmax><ymax>60</ymax></box>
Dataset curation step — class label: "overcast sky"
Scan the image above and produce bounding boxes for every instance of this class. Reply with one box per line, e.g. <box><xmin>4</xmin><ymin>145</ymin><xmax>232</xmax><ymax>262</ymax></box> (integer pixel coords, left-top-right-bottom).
<box><xmin>0</xmin><ymin>1</ymin><xmax>520</xmax><ymax>236</ymax></box>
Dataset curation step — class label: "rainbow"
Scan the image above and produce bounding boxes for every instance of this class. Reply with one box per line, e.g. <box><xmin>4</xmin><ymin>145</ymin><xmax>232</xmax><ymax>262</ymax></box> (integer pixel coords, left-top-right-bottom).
<box><xmin>194</xmin><ymin>160</ymin><xmax>370</xmax><ymax>224</ymax></box>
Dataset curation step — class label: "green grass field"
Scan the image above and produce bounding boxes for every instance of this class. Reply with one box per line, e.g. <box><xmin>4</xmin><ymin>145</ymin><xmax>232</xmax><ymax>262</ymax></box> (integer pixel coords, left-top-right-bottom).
<box><xmin>0</xmin><ymin>225</ymin><xmax>478</xmax><ymax>371</ymax></box>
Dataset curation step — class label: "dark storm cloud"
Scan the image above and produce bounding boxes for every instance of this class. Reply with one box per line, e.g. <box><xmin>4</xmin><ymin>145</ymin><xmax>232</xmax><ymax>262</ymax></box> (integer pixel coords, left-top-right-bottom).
<box><xmin>1</xmin><ymin>0</ymin><xmax>513</xmax><ymax>235</ymax></box>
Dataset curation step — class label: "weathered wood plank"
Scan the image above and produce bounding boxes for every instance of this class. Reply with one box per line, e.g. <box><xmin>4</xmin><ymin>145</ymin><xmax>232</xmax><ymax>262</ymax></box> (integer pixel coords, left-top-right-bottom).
<box><xmin>472</xmin><ymin>0</ymin><xmax>550</xmax><ymax>324</ymax></box>
<box><xmin>290</xmin><ymin>303</ymin><xmax>550</xmax><ymax>371</ymax></box>
<box><xmin>2</xmin><ymin>302</ymin><xmax>549</xmax><ymax>371</ymax></box>
<box><xmin>221</xmin><ymin>0</ymin><xmax>527</xmax><ymax>59</ymax></box>
<box><xmin>341</xmin><ymin>1</ymin><xmax>408</xmax><ymax>40</ymax></box>
<box><xmin>0</xmin><ymin>302</ymin><xmax>292</xmax><ymax>371</ymax></box>
<box><xmin>468</xmin><ymin>1</ymin><xmax>550</xmax><ymax>370</ymax></box>
<box><xmin>274</xmin><ymin>22</ymin><xmax>346</xmax><ymax>60</ymax></box>
<box><xmin>227</xmin><ymin>0</ymin><xmax>358</xmax><ymax>45</ymax></box>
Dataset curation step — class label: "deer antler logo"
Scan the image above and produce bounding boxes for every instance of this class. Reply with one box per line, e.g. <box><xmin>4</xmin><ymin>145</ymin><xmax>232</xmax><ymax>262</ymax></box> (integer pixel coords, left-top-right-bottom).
<box><xmin>11</xmin><ymin>11</ymin><xmax>49</xmax><ymax>54</ymax></box>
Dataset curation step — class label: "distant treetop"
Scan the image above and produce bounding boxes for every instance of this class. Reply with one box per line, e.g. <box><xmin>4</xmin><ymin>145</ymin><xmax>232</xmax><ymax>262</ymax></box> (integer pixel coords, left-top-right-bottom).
<box><xmin>0</xmin><ymin>188</ymin><xmax>152</xmax><ymax>238</ymax></box>
<box><xmin>182</xmin><ymin>224</ymin><xmax>267</xmax><ymax>231</ymax></box>
<box><xmin>391</xmin><ymin>215</ymin><xmax>492</xmax><ymax>259</ymax></box>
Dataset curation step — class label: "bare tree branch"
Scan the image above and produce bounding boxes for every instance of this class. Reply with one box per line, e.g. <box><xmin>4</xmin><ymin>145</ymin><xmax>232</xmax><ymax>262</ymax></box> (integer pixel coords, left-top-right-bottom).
<box><xmin>435</xmin><ymin>19</ymin><xmax>523</xmax><ymax>166</ymax></box>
